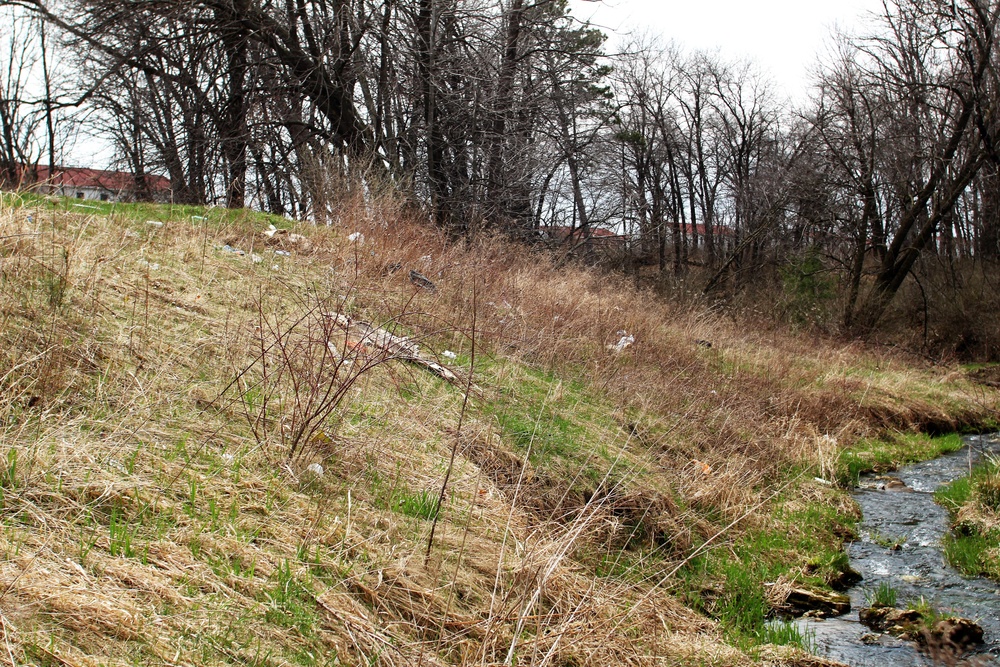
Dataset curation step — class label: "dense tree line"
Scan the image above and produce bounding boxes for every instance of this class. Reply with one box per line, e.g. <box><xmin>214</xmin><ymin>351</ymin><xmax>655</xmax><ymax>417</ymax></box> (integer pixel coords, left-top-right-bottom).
<box><xmin>3</xmin><ymin>0</ymin><xmax>1000</xmax><ymax>347</ymax></box>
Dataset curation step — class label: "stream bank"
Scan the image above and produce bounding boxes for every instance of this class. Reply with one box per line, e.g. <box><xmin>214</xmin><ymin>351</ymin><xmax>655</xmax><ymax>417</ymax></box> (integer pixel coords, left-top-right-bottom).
<box><xmin>798</xmin><ymin>434</ymin><xmax>1000</xmax><ymax>666</ymax></box>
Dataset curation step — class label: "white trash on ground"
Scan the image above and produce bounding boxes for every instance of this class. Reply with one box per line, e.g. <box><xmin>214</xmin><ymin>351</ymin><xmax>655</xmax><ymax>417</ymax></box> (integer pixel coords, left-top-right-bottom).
<box><xmin>610</xmin><ymin>331</ymin><xmax>635</xmax><ymax>353</ymax></box>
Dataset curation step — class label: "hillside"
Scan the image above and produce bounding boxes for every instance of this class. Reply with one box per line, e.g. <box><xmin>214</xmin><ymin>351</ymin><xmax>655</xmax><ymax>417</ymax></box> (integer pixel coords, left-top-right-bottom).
<box><xmin>1</xmin><ymin>194</ymin><xmax>997</xmax><ymax>667</ymax></box>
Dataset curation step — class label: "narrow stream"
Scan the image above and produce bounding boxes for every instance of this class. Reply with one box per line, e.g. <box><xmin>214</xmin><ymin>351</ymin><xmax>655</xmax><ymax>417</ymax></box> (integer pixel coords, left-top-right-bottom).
<box><xmin>799</xmin><ymin>434</ymin><xmax>1000</xmax><ymax>666</ymax></box>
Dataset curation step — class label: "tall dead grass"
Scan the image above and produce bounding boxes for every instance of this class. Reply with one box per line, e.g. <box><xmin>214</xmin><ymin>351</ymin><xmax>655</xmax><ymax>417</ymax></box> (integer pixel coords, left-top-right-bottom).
<box><xmin>0</xmin><ymin>191</ymin><xmax>995</xmax><ymax>666</ymax></box>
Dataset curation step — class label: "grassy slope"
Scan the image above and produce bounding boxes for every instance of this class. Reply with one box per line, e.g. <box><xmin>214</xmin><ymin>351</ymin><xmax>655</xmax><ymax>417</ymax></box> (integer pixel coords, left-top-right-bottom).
<box><xmin>1</xmin><ymin>193</ymin><xmax>997</xmax><ymax>667</ymax></box>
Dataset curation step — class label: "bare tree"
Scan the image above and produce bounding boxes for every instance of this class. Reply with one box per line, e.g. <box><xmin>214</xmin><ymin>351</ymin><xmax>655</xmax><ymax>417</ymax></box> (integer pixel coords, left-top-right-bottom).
<box><xmin>810</xmin><ymin>0</ymin><xmax>1000</xmax><ymax>330</ymax></box>
<box><xmin>0</xmin><ymin>7</ymin><xmax>44</xmax><ymax>185</ymax></box>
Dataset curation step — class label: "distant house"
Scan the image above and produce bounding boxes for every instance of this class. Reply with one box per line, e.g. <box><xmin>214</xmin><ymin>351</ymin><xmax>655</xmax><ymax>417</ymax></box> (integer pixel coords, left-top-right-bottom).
<box><xmin>541</xmin><ymin>225</ymin><xmax>629</xmax><ymax>247</ymax></box>
<box><xmin>15</xmin><ymin>165</ymin><xmax>172</xmax><ymax>203</ymax></box>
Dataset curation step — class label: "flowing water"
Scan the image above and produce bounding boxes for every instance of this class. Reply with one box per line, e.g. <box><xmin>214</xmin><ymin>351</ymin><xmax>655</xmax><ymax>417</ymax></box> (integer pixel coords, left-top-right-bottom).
<box><xmin>798</xmin><ymin>433</ymin><xmax>1000</xmax><ymax>666</ymax></box>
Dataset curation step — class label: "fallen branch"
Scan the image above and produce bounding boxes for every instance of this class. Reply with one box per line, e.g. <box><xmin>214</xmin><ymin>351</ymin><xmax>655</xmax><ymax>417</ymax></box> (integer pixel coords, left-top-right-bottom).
<box><xmin>325</xmin><ymin>313</ymin><xmax>468</xmax><ymax>388</ymax></box>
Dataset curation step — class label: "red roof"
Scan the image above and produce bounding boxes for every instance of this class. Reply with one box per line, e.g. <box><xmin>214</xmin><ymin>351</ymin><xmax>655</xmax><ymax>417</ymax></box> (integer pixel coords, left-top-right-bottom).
<box><xmin>544</xmin><ymin>226</ymin><xmax>626</xmax><ymax>241</ymax></box>
<box><xmin>35</xmin><ymin>166</ymin><xmax>171</xmax><ymax>192</ymax></box>
<box><xmin>688</xmin><ymin>223</ymin><xmax>736</xmax><ymax>237</ymax></box>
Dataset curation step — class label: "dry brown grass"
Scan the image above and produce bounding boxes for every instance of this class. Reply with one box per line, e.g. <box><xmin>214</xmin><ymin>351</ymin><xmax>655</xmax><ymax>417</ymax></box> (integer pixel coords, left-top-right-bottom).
<box><xmin>0</xmin><ymin>192</ymin><xmax>995</xmax><ymax>666</ymax></box>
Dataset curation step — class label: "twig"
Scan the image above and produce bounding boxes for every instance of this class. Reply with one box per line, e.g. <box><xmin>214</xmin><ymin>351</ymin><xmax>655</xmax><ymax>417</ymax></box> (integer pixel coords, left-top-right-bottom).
<box><xmin>0</xmin><ymin>611</ymin><xmax>17</xmax><ymax>667</ymax></box>
<box><xmin>0</xmin><ymin>347</ymin><xmax>55</xmax><ymax>388</ymax></box>
<box><xmin>426</xmin><ymin>280</ymin><xmax>477</xmax><ymax>561</ymax></box>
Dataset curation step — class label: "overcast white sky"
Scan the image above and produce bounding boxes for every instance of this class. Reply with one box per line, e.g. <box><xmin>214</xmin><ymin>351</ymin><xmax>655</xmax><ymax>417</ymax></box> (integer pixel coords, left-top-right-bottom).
<box><xmin>567</xmin><ymin>0</ymin><xmax>885</xmax><ymax>101</ymax></box>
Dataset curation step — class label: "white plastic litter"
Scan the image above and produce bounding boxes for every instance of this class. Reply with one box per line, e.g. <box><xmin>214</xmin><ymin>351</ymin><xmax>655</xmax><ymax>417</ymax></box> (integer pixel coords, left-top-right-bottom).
<box><xmin>145</xmin><ymin>220</ymin><xmax>164</xmax><ymax>227</ymax></box>
<box><xmin>275</xmin><ymin>250</ymin><xmax>291</xmax><ymax>257</ymax></box>
<box><xmin>348</xmin><ymin>232</ymin><xmax>364</xmax><ymax>243</ymax></box>
<box><xmin>251</xmin><ymin>254</ymin><xmax>263</xmax><ymax>264</ymax></box>
<box><xmin>442</xmin><ymin>350</ymin><xmax>458</xmax><ymax>360</ymax></box>
<box><xmin>221</xmin><ymin>244</ymin><xmax>246</xmax><ymax>256</ymax></box>
<box><xmin>612</xmin><ymin>332</ymin><xmax>635</xmax><ymax>352</ymax></box>
<box><xmin>306</xmin><ymin>463</ymin><xmax>324</xmax><ymax>477</ymax></box>
<box><xmin>263</xmin><ymin>224</ymin><xmax>279</xmax><ymax>238</ymax></box>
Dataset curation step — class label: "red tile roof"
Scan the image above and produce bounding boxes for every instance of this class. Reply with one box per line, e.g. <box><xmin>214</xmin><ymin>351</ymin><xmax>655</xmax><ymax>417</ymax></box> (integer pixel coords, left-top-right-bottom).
<box><xmin>688</xmin><ymin>223</ymin><xmax>735</xmax><ymax>237</ymax></box>
<box><xmin>544</xmin><ymin>225</ymin><xmax>627</xmax><ymax>241</ymax></box>
<box><xmin>35</xmin><ymin>166</ymin><xmax>171</xmax><ymax>192</ymax></box>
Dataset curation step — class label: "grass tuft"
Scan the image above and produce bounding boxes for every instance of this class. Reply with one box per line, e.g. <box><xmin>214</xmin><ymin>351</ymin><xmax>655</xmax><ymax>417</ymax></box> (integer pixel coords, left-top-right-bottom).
<box><xmin>935</xmin><ymin>454</ymin><xmax>1000</xmax><ymax>580</ymax></box>
<box><xmin>866</xmin><ymin>581</ymin><xmax>898</xmax><ymax>608</ymax></box>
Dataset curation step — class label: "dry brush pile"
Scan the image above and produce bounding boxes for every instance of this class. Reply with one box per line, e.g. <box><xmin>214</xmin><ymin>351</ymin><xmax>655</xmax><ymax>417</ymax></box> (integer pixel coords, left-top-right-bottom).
<box><xmin>0</xmin><ymin>193</ymin><xmax>996</xmax><ymax>666</ymax></box>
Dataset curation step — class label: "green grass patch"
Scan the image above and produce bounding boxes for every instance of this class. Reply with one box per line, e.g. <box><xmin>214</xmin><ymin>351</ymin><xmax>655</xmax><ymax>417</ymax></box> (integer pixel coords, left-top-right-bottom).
<box><xmin>4</xmin><ymin>191</ymin><xmax>291</xmax><ymax>231</ymax></box>
<box><xmin>977</xmin><ymin>466</ymin><xmax>1000</xmax><ymax>512</ymax></box>
<box><xmin>0</xmin><ymin>448</ymin><xmax>18</xmax><ymax>491</ymax></box>
<box><xmin>866</xmin><ymin>581</ymin><xmax>898</xmax><ymax>608</ymax></box>
<box><xmin>262</xmin><ymin>560</ymin><xmax>319</xmax><ymax>634</ymax></box>
<box><xmin>836</xmin><ymin>432</ymin><xmax>964</xmax><ymax>487</ymax></box>
<box><xmin>942</xmin><ymin>532</ymin><xmax>998</xmax><ymax>578</ymax></box>
<box><xmin>935</xmin><ymin>476</ymin><xmax>973</xmax><ymax>513</ymax></box>
<box><xmin>906</xmin><ymin>596</ymin><xmax>955</xmax><ymax>625</ymax></box>
<box><xmin>108</xmin><ymin>507</ymin><xmax>146</xmax><ymax>561</ymax></box>
<box><xmin>368</xmin><ymin>466</ymin><xmax>440</xmax><ymax>521</ymax></box>
<box><xmin>935</xmin><ymin>455</ymin><xmax>1000</xmax><ymax>580</ymax></box>
<box><xmin>393</xmin><ymin>488</ymin><xmax>440</xmax><ymax>521</ymax></box>
<box><xmin>482</xmin><ymin>363</ymin><xmax>619</xmax><ymax>494</ymax></box>
<box><xmin>678</xmin><ymin>484</ymin><xmax>857</xmax><ymax>651</ymax></box>
<box><xmin>759</xmin><ymin>620</ymin><xmax>815</xmax><ymax>652</ymax></box>
<box><xmin>694</xmin><ymin>556</ymin><xmax>814</xmax><ymax>651</ymax></box>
